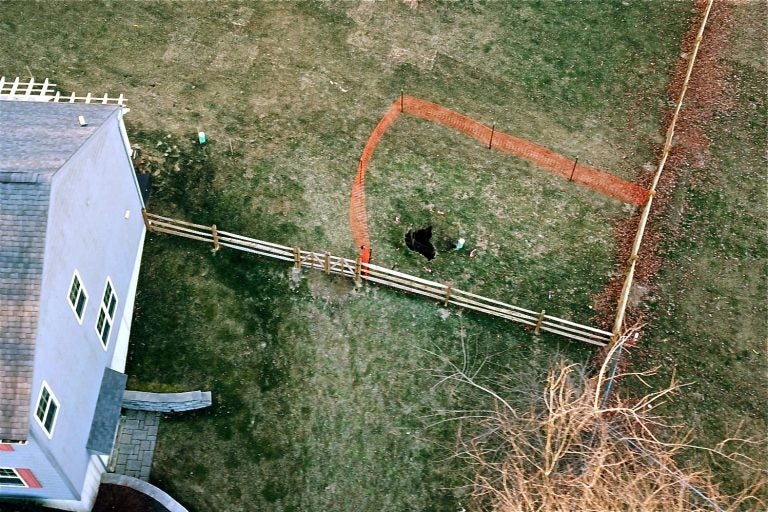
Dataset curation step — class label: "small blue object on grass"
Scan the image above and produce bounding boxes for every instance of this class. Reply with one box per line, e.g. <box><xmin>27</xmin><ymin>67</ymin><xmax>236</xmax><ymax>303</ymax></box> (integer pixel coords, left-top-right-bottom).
<box><xmin>455</xmin><ymin>238</ymin><xmax>465</xmax><ymax>250</ymax></box>
<box><xmin>197</xmin><ymin>131</ymin><xmax>206</xmax><ymax>144</ymax></box>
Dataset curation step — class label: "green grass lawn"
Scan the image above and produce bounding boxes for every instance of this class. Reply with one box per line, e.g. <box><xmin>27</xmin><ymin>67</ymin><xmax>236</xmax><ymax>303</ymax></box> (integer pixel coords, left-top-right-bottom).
<box><xmin>364</xmin><ymin>115</ymin><xmax>623</xmax><ymax>320</ymax></box>
<box><xmin>0</xmin><ymin>1</ymin><xmax>697</xmax><ymax>511</ymax></box>
<box><xmin>132</xmin><ymin>240</ymin><xmax>583</xmax><ymax>511</ymax></box>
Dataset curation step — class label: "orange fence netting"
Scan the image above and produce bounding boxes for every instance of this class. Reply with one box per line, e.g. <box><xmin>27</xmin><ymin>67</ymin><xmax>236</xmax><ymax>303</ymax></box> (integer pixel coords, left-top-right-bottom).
<box><xmin>350</xmin><ymin>95</ymin><xmax>651</xmax><ymax>262</ymax></box>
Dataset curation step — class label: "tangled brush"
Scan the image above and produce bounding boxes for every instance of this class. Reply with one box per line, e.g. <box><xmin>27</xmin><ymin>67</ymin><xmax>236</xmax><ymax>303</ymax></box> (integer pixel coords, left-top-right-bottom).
<box><xmin>426</xmin><ymin>339</ymin><xmax>765</xmax><ymax>511</ymax></box>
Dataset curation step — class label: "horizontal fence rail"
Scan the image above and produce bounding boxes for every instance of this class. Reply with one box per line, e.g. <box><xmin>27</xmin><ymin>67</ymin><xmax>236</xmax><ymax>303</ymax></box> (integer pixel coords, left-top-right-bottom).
<box><xmin>143</xmin><ymin>212</ymin><xmax>611</xmax><ymax>346</ymax></box>
<box><xmin>609</xmin><ymin>0</ymin><xmax>714</xmax><ymax>347</ymax></box>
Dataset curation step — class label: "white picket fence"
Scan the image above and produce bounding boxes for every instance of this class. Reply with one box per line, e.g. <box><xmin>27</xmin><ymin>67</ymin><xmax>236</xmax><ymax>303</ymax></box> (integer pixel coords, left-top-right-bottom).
<box><xmin>0</xmin><ymin>76</ymin><xmax>125</xmax><ymax>105</ymax></box>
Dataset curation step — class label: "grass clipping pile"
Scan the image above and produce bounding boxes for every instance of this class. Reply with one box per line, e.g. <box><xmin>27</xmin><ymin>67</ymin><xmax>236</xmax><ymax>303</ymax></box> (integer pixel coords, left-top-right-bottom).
<box><xmin>431</xmin><ymin>351</ymin><xmax>764</xmax><ymax>511</ymax></box>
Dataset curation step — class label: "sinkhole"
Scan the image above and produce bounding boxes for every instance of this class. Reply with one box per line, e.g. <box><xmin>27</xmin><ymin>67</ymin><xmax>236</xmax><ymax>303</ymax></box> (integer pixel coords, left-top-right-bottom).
<box><xmin>405</xmin><ymin>226</ymin><xmax>437</xmax><ymax>260</ymax></box>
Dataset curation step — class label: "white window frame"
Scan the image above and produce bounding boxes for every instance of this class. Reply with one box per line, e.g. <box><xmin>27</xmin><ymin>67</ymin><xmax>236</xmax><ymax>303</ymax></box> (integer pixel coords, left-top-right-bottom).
<box><xmin>0</xmin><ymin>468</ymin><xmax>27</xmax><ymax>488</ymax></box>
<box><xmin>34</xmin><ymin>381</ymin><xmax>59</xmax><ymax>439</ymax></box>
<box><xmin>67</xmin><ymin>270</ymin><xmax>88</xmax><ymax>324</ymax></box>
<box><xmin>95</xmin><ymin>278</ymin><xmax>118</xmax><ymax>349</ymax></box>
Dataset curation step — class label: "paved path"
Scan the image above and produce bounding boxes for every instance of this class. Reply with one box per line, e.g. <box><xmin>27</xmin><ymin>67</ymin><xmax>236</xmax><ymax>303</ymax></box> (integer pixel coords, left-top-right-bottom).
<box><xmin>111</xmin><ymin>410</ymin><xmax>160</xmax><ymax>481</ymax></box>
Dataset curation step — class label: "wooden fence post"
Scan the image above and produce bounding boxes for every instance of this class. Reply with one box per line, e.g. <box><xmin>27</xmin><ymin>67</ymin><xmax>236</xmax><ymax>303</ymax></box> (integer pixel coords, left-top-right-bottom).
<box><xmin>569</xmin><ymin>157</ymin><xmax>579</xmax><ymax>181</ymax></box>
<box><xmin>535</xmin><ymin>309</ymin><xmax>546</xmax><ymax>335</ymax></box>
<box><xmin>488</xmin><ymin>121</ymin><xmax>495</xmax><ymax>149</ymax></box>
<box><xmin>293</xmin><ymin>246</ymin><xmax>301</xmax><ymax>269</ymax></box>
<box><xmin>354</xmin><ymin>256</ymin><xmax>362</xmax><ymax>283</ymax></box>
<box><xmin>324</xmin><ymin>252</ymin><xmax>331</xmax><ymax>274</ymax></box>
<box><xmin>141</xmin><ymin>208</ymin><xmax>152</xmax><ymax>232</ymax></box>
<box><xmin>211</xmin><ymin>224</ymin><xmax>220</xmax><ymax>252</ymax></box>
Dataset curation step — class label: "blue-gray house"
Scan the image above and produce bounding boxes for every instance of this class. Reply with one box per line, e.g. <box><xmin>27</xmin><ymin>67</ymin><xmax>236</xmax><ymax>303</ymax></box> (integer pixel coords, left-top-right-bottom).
<box><xmin>0</xmin><ymin>88</ymin><xmax>146</xmax><ymax>511</ymax></box>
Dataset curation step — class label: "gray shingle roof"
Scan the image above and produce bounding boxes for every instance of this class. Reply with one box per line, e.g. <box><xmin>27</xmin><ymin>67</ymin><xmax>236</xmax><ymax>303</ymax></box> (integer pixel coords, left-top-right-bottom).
<box><xmin>0</xmin><ymin>181</ymin><xmax>49</xmax><ymax>440</ymax></box>
<box><xmin>0</xmin><ymin>100</ymin><xmax>120</xmax><ymax>440</ymax></box>
<box><xmin>87</xmin><ymin>368</ymin><xmax>128</xmax><ymax>455</ymax></box>
<box><xmin>0</xmin><ymin>101</ymin><xmax>120</xmax><ymax>180</ymax></box>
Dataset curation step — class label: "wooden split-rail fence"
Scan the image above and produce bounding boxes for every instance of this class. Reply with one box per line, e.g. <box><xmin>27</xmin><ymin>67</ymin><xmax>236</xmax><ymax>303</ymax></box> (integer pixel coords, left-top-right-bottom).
<box><xmin>142</xmin><ymin>211</ymin><xmax>612</xmax><ymax>347</ymax></box>
<box><xmin>609</xmin><ymin>0</ymin><xmax>715</xmax><ymax>347</ymax></box>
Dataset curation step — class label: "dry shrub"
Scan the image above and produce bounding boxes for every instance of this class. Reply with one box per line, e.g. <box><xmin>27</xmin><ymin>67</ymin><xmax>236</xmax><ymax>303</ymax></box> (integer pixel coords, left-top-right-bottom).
<box><xmin>427</xmin><ymin>343</ymin><xmax>765</xmax><ymax>511</ymax></box>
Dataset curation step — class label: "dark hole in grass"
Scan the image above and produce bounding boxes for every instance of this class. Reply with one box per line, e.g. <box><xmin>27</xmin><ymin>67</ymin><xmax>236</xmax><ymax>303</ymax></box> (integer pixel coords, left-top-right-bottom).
<box><xmin>405</xmin><ymin>226</ymin><xmax>436</xmax><ymax>260</ymax></box>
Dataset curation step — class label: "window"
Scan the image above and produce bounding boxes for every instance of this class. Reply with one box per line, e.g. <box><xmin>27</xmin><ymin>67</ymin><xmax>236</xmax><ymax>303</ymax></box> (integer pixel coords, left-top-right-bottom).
<box><xmin>34</xmin><ymin>382</ymin><xmax>59</xmax><ymax>438</ymax></box>
<box><xmin>67</xmin><ymin>271</ymin><xmax>87</xmax><ymax>322</ymax></box>
<box><xmin>0</xmin><ymin>441</ymin><xmax>25</xmax><ymax>452</ymax></box>
<box><xmin>95</xmin><ymin>279</ymin><xmax>118</xmax><ymax>348</ymax></box>
<box><xmin>0</xmin><ymin>468</ymin><xmax>26</xmax><ymax>487</ymax></box>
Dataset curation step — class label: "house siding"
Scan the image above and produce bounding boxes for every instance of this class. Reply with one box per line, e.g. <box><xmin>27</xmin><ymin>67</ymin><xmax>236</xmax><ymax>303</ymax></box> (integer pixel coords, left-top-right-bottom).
<box><xmin>37</xmin><ymin>455</ymin><xmax>106</xmax><ymax>512</ymax></box>
<box><xmin>0</xmin><ymin>436</ymin><xmax>74</xmax><ymax>499</ymax></box>
<box><xmin>27</xmin><ymin>109</ymin><xmax>145</xmax><ymax>500</ymax></box>
<box><xmin>110</xmin><ymin>228</ymin><xmax>146</xmax><ymax>373</ymax></box>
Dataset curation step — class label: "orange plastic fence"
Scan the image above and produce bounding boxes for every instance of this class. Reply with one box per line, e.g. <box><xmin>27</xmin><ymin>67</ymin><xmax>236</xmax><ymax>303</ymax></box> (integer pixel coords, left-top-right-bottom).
<box><xmin>350</xmin><ymin>95</ymin><xmax>651</xmax><ymax>261</ymax></box>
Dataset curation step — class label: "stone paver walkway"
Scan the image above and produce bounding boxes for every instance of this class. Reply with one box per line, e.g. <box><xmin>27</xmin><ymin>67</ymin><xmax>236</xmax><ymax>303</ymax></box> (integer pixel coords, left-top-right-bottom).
<box><xmin>110</xmin><ymin>409</ymin><xmax>160</xmax><ymax>481</ymax></box>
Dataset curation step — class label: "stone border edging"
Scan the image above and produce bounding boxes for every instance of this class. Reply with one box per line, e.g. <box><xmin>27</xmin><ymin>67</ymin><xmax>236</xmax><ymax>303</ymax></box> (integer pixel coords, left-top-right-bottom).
<box><xmin>122</xmin><ymin>390</ymin><xmax>212</xmax><ymax>412</ymax></box>
<box><xmin>101</xmin><ymin>473</ymin><xmax>188</xmax><ymax>512</ymax></box>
